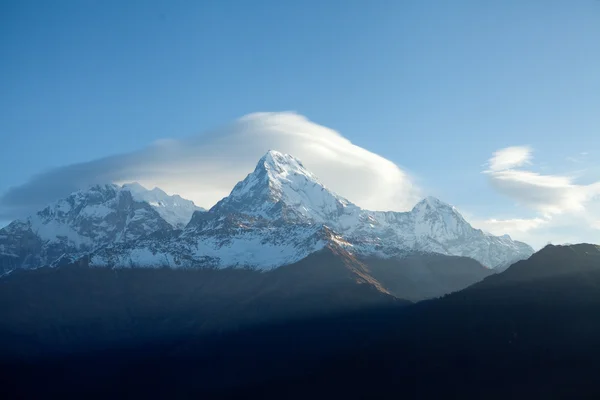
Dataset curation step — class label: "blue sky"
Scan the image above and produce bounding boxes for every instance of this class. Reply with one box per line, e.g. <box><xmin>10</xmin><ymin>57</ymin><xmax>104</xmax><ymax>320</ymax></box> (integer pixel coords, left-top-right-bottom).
<box><xmin>1</xmin><ymin>0</ymin><xmax>599</xmax><ymax>247</ymax></box>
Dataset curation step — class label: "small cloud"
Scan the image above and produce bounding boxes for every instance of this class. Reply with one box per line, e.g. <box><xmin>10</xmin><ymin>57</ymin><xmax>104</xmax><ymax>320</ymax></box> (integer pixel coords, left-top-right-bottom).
<box><xmin>487</xmin><ymin>146</ymin><xmax>532</xmax><ymax>172</ymax></box>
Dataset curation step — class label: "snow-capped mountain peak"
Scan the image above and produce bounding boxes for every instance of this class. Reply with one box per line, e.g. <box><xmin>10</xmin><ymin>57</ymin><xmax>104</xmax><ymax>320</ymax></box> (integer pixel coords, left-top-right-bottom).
<box><xmin>408</xmin><ymin>196</ymin><xmax>482</xmax><ymax>248</ymax></box>
<box><xmin>260</xmin><ymin>149</ymin><xmax>312</xmax><ymax>175</ymax></box>
<box><xmin>414</xmin><ymin>196</ymin><xmax>453</xmax><ymax>210</ymax></box>
<box><xmin>210</xmin><ymin>150</ymin><xmax>354</xmax><ymax>223</ymax></box>
<box><xmin>0</xmin><ymin>183</ymin><xmax>175</xmax><ymax>272</ymax></box>
<box><xmin>248</xmin><ymin>150</ymin><xmax>323</xmax><ymax>197</ymax></box>
<box><xmin>412</xmin><ymin>197</ymin><xmax>465</xmax><ymax>223</ymax></box>
<box><xmin>121</xmin><ymin>182</ymin><xmax>204</xmax><ymax>228</ymax></box>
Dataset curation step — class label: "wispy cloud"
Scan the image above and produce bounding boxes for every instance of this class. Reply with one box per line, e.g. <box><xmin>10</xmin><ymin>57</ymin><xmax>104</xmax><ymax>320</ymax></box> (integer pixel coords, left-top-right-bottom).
<box><xmin>480</xmin><ymin>146</ymin><xmax>600</xmax><ymax>248</ymax></box>
<box><xmin>0</xmin><ymin>112</ymin><xmax>421</xmax><ymax>220</ymax></box>
<box><xmin>487</xmin><ymin>146</ymin><xmax>532</xmax><ymax>172</ymax></box>
<box><xmin>484</xmin><ymin>146</ymin><xmax>599</xmax><ymax>215</ymax></box>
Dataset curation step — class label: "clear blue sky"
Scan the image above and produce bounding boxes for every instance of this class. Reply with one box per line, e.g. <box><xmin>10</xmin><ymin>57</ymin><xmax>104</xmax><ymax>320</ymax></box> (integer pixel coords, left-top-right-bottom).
<box><xmin>1</xmin><ymin>0</ymin><xmax>599</xmax><ymax>245</ymax></box>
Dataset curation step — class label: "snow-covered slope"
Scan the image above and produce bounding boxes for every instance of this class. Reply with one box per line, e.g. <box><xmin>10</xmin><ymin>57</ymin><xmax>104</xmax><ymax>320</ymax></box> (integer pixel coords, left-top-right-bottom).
<box><xmin>87</xmin><ymin>151</ymin><xmax>533</xmax><ymax>270</ymax></box>
<box><xmin>90</xmin><ymin>218</ymin><xmax>332</xmax><ymax>270</ymax></box>
<box><xmin>0</xmin><ymin>183</ymin><xmax>200</xmax><ymax>273</ymax></box>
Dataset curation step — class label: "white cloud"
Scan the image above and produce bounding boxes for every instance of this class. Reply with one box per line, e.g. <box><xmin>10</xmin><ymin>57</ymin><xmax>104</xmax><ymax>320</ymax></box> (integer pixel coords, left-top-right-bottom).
<box><xmin>481</xmin><ymin>146</ymin><xmax>600</xmax><ymax>248</ymax></box>
<box><xmin>486</xmin><ymin>169</ymin><xmax>593</xmax><ymax>215</ymax></box>
<box><xmin>0</xmin><ymin>112</ymin><xmax>421</xmax><ymax>219</ymax></box>
<box><xmin>488</xmin><ymin>146</ymin><xmax>532</xmax><ymax>172</ymax></box>
<box><xmin>484</xmin><ymin>146</ymin><xmax>599</xmax><ymax>216</ymax></box>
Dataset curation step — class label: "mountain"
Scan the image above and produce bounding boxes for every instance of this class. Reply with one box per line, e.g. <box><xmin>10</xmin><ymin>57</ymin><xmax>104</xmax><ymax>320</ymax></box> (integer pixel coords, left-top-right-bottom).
<box><xmin>0</xmin><ymin>183</ymin><xmax>202</xmax><ymax>274</ymax></box>
<box><xmin>87</xmin><ymin>150</ymin><xmax>533</xmax><ymax>271</ymax></box>
<box><xmin>210</xmin><ymin>150</ymin><xmax>354</xmax><ymax>223</ymax></box>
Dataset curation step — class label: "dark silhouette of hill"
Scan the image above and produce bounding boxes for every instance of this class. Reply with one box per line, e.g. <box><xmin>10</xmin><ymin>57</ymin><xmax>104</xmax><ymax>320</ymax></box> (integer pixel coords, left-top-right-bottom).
<box><xmin>0</xmin><ymin>246</ymin><xmax>490</xmax><ymax>359</ymax></box>
<box><xmin>258</xmin><ymin>243</ymin><xmax>600</xmax><ymax>398</ymax></box>
<box><xmin>2</xmin><ymin>244</ymin><xmax>600</xmax><ymax>399</ymax></box>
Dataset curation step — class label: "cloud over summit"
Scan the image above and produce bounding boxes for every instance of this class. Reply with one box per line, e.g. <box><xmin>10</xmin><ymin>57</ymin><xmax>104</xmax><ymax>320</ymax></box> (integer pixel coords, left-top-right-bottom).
<box><xmin>0</xmin><ymin>112</ymin><xmax>420</xmax><ymax>220</ymax></box>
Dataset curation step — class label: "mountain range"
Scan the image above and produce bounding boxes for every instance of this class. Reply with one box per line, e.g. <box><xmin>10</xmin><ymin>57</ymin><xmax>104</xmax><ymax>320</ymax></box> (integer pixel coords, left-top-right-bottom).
<box><xmin>0</xmin><ymin>151</ymin><xmax>532</xmax><ymax>274</ymax></box>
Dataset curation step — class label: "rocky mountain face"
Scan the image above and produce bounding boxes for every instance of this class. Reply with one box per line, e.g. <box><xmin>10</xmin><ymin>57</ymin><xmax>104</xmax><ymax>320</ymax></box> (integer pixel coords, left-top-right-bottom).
<box><xmin>0</xmin><ymin>150</ymin><xmax>534</xmax><ymax>277</ymax></box>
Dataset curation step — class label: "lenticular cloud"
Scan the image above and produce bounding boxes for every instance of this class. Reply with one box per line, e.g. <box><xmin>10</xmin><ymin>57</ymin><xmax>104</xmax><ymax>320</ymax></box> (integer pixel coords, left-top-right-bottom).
<box><xmin>0</xmin><ymin>112</ymin><xmax>420</xmax><ymax>219</ymax></box>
